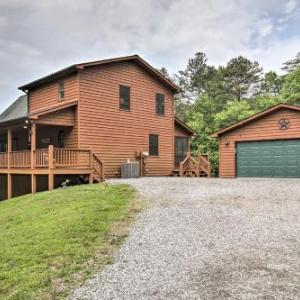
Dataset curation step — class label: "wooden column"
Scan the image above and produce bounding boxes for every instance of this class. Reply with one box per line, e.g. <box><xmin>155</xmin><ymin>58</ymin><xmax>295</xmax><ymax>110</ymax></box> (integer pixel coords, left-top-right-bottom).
<box><xmin>7</xmin><ymin>129</ymin><xmax>12</xmax><ymax>169</ymax></box>
<box><xmin>31</xmin><ymin>123</ymin><xmax>36</xmax><ymax>169</ymax></box>
<box><xmin>31</xmin><ymin>174</ymin><xmax>36</xmax><ymax>194</ymax></box>
<box><xmin>7</xmin><ymin>173</ymin><xmax>12</xmax><ymax>199</ymax></box>
<box><xmin>48</xmin><ymin>145</ymin><xmax>54</xmax><ymax>190</ymax></box>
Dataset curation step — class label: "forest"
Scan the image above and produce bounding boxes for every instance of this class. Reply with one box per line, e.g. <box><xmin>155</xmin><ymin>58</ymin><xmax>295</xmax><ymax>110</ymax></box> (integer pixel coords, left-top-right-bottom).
<box><xmin>160</xmin><ymin>52</ymin><xmax>300</xmax><ymax>175</ymax></box>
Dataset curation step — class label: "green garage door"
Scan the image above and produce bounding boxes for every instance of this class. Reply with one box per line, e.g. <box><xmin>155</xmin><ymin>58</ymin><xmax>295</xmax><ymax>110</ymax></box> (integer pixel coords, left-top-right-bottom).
<box><xmin>237</xmin><ymin>140</ymin><xmax>300</xmax><ymax>177</ymax></box>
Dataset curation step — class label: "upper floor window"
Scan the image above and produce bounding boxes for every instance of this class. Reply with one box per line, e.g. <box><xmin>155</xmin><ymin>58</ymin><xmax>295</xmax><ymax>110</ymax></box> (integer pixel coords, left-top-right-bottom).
<box><xmin>156</xmin><ymin>93</ymin><xmax>165</xmax><ymax>115</ymax></box>
<box><xmin>58</xmin><ymin>82</ymin><xmax>65</xmax><ymax>100</ymax></box>
<box><xmin>119</xmin><ymin>85</ymin><xmax>130</xmax><ymax>110</ymax></box>
<box><xmin>149</xmin><ymin>134</ymin><xmax>159</xmax><ymax>156</ymax></box>
<box><xmin>58</xmin><ymin>130</ymin><xmax>65</xmax><ymax>148</ymax></box>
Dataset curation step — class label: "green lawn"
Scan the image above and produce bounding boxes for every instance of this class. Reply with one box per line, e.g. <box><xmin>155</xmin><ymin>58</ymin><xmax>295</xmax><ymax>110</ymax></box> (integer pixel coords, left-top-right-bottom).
<box><xmin>0</xmin><ymin>184</ymin><xmax>139</xmax><ymax>300</ymax></box>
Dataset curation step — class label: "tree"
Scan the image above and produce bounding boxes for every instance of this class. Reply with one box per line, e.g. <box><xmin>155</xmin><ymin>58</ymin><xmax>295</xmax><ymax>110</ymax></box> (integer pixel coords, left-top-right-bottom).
<box><xmin>214</xmin><ymin>100</ymin><xmax>255</xmax><ymax>130</ymax></box>
<box><xmin>260</xmin><ymin>71</ymin><xmax>282</xmax><ymax>96</ymax></box>
<box><xmin>221</xmin><ymin>56</ymin><xmax>263</xmax><ymax>101</ymax></box>
<box><xmin>157</xmin><ymin>67</ymin><xmax>170</xmax><ymax>79</ymax></box>
<box><xmin>282</xmin><ymin>52</ymin><xmax>300</xmax><ymax>73</ymax></box>
<box><xmin>280</xmin><ymin>67</ymin><xmax>300</xmax><ymax>104</ymax></box>
<box><xmin>176</xmin><ymin>52</ymin><xmax>217</xmax><ymax>101</ymax></box>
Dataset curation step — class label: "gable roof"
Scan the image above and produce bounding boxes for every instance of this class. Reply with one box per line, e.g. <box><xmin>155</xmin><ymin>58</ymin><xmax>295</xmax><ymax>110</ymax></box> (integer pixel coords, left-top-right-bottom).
<box><xmin>175</xmin><ymin>117</ymin><xmax>197</xmax><ymax>136</ymax></box>
<box><xmin>0</xmin><ymin>96</ymin><xmax>78</xmax><ymax>126</ymax></box>
<box><xmin>212</xmin><ymin>103</ymin><xmax>300</xmax><ymax>137</ymax></box>
<box><xmin>19</xmin><ymin>55</ymin><xmax>179</xmax><ymax>92</ymax></box>
<box><xmin>0</xmin><ymin>95</ymin><xmax>28</xmax><ymax>124</ymax></box>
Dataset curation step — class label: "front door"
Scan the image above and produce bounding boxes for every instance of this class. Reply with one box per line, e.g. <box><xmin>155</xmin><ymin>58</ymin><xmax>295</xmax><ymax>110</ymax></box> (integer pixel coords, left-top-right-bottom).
<box><xmin>175</xmin><ymin>137</ymin><xmax>189</xmax><ymax>166</ymax></box>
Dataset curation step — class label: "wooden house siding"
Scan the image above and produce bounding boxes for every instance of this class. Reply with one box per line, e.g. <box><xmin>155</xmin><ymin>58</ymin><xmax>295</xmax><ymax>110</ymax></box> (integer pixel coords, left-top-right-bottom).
<box><xmin>29</xmin><ymin>74</ymin><xmax>78</xmax><ymax>113</ymax></box>
<box><xmin>219</xmin><ymin>108</ymin><xmax>300</xmax><ymax>177</ymax></box>
<box><xmin>175</xmin><ymin>124</ymin><xmax>191</xmax><ymax>137</ymax></box>
<box><xmin>78</xmin><ymin>61</ymin><xmax>175</xmax><ymax>177</ymax></box>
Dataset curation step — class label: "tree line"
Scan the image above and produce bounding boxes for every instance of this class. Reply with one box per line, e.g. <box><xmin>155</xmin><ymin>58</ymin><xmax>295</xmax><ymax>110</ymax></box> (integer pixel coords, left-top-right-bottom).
<box><xmin>159</xmin><ymin>52</ymin><xmax>300</xmax><ymax>175</ymax></box>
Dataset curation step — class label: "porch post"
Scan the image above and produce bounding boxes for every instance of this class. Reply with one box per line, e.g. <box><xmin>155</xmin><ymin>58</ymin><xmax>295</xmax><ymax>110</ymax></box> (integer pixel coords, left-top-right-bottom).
<box><xmin>48</xmin><ymin>145</ymin><xmax>54</xmax><ymax>190</ymax></box>
<box><xmin>31</xmin><ymin>174</ymin><xmax>36</xmax><ymax>194</ymax></box>
<box><xmin>7</xmin><ymin>128</ymin><xmax>12</xmax><ymax>169</ymax></box>
<box><xmin>31</xmin><ymin>123</ymin><xmax>36</xmax><ymax>169</ymax></box>
<box><xmin>7</xmin><ymin>173</ymin><xmax>12</xmax><ymax>199</ymax></box>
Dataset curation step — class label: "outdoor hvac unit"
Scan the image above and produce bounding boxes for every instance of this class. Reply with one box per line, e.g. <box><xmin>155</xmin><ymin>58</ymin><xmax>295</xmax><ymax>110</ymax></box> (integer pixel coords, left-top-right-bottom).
<box><xmin>121</xmin><ymin>161</ymin><xmax>140</xmax><ymax>178</ymax></box>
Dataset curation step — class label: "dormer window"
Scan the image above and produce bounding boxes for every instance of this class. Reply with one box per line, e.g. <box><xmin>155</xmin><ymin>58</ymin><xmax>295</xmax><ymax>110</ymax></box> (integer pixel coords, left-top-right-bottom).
<box><xmin>58</xmin><ymin>82</ymin><xmax>65</xmax><ymax>100</ymax></box>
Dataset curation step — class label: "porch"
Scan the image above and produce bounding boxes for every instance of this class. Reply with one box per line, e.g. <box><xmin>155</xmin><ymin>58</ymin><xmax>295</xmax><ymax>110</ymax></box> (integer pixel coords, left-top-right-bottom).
<box><xmin>0</xmin><ymin>120</ymin><xmax>104</xmax><ymax>199</ymax></box>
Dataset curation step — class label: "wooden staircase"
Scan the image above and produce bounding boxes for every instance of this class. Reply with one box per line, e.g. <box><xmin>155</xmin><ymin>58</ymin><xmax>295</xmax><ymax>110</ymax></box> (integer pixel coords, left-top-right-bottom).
<box><xmin>92</xmin><ymin>153</ymin><xmax>105</xmax><ymax>182</ymax></box>
<box><xmin>171</xmin><ymin>153</ymin><xmax>211</xmax><ymax>177</ymax></box>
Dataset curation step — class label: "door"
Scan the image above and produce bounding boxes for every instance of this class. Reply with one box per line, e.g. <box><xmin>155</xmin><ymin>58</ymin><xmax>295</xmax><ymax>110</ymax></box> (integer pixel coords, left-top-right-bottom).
<box><xmin>175</xmin><ymin>137</ymin><xmax>189</xmax><ymax>166</ymax></box>
<box><xmin>237</xmin><ymin>139</ymin><xmax>300</xmax><ymax>177</ymax></box>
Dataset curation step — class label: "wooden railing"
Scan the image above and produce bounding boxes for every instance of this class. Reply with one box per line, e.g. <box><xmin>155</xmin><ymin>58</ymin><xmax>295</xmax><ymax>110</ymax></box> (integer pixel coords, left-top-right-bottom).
<box><xmin>179</xmin><ymin>152</ymin><xmax>211</xmax><ymax>177</ymax></box>
<box><xmin>0</xmin><ymin>146</ymin><xmax>104</xmax><ymax>172</ymax></box>
<box><xmin>179</xmin><ymin>153</ymin><xmax>197</xmax><ymax>177</ymax></box>
<box><xmin>34</xmin><ymin>148</ymin><xmax>49</xmax><ymax>168</ymax></box>
<box><xmin>93</xmin><ymin>153</ymin><xmax>105</xmax><ymax>182</ymax></box>
<box><xmin>0</xmin><ymin>153</ymin><xmax>8</xmax><ymax>168</ymax></box>
<box><xmin>53</xmin><ymin>148</ymin><xmax>91</xmax><ymax>168</ymax></box>
<box><xmin>10</xmin><ymin>151</ymin><xmax>31</xmax><ymax>168</ymax></box>
<box><xmin>197</xmin><ymin>154</ymin><xmax>212</xmax><ymax>177</ymax></box>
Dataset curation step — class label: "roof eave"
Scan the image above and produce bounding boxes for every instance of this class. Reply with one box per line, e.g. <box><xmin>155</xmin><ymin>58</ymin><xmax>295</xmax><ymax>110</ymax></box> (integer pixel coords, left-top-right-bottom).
<box><xmin>212</xmin><ymin>103</ymin><xmax>300</xmax><ymax>137</ymax></box>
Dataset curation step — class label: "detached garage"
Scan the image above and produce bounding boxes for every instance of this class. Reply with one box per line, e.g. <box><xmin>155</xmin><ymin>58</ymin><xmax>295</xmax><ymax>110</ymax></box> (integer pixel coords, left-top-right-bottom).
<box><xmin>213</xmin><ymin>104</ymin><xmax>300</xmax><ymax>178</ymax></box>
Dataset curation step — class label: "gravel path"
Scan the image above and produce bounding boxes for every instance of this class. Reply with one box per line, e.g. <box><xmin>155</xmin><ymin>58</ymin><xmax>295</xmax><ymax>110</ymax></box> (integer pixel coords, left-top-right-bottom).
<box><xmin>69</xmin><ymin>178</ymin><xmax>300</xmax><ymax>300</ymax></box>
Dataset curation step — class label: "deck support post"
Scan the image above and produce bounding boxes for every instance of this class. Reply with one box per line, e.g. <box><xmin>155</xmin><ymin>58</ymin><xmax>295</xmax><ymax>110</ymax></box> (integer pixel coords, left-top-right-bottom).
<box><xmin>48</xmin><ymin>145</ymin><xmax>54</xmax><ymax>190</ymax></box>
<box><xmin>7</xmin><ymin>173</ymin><xmax>12</xmax><ymax>199</ymax></box>
<box><xmin>31</xmin><ymin>174</ymin><xmax>36</xmax><ymax>194</ymax></box>
<box><xmin>89</xmin><ymin>174</ymin><xmax>93</xmax><ymax>184</ymax></box>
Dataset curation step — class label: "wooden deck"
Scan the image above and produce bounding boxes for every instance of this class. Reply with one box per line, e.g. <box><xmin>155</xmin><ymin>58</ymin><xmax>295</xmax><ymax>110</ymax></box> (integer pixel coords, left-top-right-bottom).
<box><xmin>0</xmin><ymin>146</ymin><xmax>104</xmax><ymax>198</ymax></box>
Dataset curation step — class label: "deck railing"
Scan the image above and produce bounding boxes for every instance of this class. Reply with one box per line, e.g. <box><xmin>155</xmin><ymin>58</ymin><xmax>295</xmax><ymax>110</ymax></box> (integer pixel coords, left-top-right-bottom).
<box><xmin>0</xmin><ymin>153</ymin><xmax>8</xmax><ymax>168</ymax></box>
<box><xmin>10</xmin><ymin>151</ymin><xmax>31</xmax><ymax>168</ymax></box>
<box><xmin>0</xmin><ymin>146</ymin><xmax>97</xmax><ymax>170</ymax></box>
<box><xmin>34</xmin><ymin>148</ymin><xmax>49</xmax><ymax>168</ymax></box>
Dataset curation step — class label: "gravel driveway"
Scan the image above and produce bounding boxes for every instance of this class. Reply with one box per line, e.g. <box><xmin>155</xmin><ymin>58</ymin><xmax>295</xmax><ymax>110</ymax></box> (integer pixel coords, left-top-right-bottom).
<box><xmin>69</xmin><ymin>178</ymin><xmax>300</xmax><ymax>300</ymax></box>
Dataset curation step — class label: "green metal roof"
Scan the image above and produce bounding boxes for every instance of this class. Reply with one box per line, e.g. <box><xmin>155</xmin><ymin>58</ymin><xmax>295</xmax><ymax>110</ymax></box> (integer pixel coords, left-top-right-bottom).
<box><xmin>0</xmin><ymin>95</ymin><xmax>28</xmax><ymax>124</ymax></box>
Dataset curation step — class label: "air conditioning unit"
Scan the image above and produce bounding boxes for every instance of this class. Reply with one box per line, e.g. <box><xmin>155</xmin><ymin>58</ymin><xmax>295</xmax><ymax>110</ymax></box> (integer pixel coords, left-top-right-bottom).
<box><xmin>121</xmin><ymin>161</ymin><xmax>140</xmax><ymax>178</ymax></box>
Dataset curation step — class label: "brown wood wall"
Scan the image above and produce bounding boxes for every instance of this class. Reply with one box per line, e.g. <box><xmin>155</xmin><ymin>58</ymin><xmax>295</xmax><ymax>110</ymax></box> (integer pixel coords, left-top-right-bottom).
<box><xmin>219</xmin><ymin>108</ymin><xmax>300</xmax><ymax>177</ymax></box>
<box><xmin>175</xmin><ymin>124</ymin><xmax>191</xmax><ymax>137</ymax></box>
<box><xmin>78</xmin><ymin>61</ymin><xmax>175</xmax><ymax>177</ymax></box>
<box><xmin>29</xmin><ymin>74</ymin><xmax>78</xmax><ymax>113</ymax></box>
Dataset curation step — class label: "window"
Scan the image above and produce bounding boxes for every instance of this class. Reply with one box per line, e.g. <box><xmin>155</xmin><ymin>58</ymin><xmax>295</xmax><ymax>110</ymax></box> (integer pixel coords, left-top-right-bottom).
<box><xmin>156</xmin><ymin>93</ymin><xmax>165</xmax><ymax>115</ymax></box>
<box><xmin>119</xmin><ymin>85</ymin><xmax>130</xmax><ymax>110</ymax></box>
<box><xmin>58</xmin><ymin>130</ymin><xmax>65</xmax><ymax>148</ymax></box>
<box><xmin>58</xmin><ymin>82</ymin><xmax>65</xmax><ymax>100</ymax></box>
<box><xmin>149</xmin><ymin>134</ymin><xmax>159</xmax><ymax>156</ymax></box>
<box><xmin>0</xmin><ymin>140</ymin><xmax>6</xmax><ymax>152</ymax></box>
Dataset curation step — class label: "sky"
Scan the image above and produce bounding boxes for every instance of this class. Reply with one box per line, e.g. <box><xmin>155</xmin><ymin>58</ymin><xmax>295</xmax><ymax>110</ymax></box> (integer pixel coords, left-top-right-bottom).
<box><xmin>0</xmin><ymin>0</ymin><xmax>299</xmax><ymax>112</ymax></box>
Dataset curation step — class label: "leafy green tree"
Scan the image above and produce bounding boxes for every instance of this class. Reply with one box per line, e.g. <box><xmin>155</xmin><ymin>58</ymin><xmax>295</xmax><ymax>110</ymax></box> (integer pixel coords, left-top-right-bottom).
<box><xmin>260</xmin><ymin>71</ymin><xmax>282</xmax><ymax>96</ymax></box>
<box><xmin>280</xmin><ymin>67</ymin><xmax>300</xmax><ymax>104</ymax></box>
<box><xmin>214</xmin><ymin>100</ymin><xmax>255</xmax><ymax>130</ymax></box>
<box><xmin>221</xmin><ymin>56</ymin><xmax>263</xmax><ymax>101</ymax></box>
<box><xmin>282</xmin><ymin>52</ymin><xmax>300</xmax><ymax>73</ymax></box>
<box><xmin>186</xmin><ymin>94</ymin><xmax>219</xmax><ymax>175</ymax></box>
<box><xmin>251</xmin><ymin>95</ymin><xmax>282</xmax><ymax>111</ymax></box>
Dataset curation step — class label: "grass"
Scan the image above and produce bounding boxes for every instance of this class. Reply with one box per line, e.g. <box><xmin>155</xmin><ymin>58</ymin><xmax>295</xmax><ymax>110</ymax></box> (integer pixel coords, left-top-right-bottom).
<box><xmin>0</xmin><ymin>183</ymin><xmax>139</xmax><ymax>300</ymax></box>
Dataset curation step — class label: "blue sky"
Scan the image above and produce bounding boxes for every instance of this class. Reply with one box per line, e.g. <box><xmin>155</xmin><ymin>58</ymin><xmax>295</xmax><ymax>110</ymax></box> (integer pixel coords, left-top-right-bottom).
<box><xmin>0</xmin><ymin>0</ymin><xmax>299</xmax><ymax>112</ymax></box>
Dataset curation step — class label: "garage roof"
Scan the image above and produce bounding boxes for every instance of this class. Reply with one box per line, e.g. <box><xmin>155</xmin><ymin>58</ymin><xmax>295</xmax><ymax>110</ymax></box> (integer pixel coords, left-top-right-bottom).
<box><xmin>212</xmin><ymin>103</ymin><xmax>300</xmax><ymax>137</ymax></box>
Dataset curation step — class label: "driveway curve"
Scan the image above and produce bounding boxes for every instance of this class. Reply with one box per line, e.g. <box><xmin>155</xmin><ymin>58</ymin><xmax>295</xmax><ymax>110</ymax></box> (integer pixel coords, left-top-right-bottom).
<box><xmin>69</xmin><ymin>177</ymin><xmax>300</xmax><ymax>300</ymax></box>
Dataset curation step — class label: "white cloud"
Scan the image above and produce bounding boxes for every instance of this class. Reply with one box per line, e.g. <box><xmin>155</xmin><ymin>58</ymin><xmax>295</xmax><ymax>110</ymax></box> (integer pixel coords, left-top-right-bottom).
<box><xmin>0</xmin><ymin>0</ymin><xmax>299</xmax><ymax>111</ymax></box>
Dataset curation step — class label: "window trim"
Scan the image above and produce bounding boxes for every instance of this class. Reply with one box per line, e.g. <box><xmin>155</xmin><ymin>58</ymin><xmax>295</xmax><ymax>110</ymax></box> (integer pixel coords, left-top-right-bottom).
<box><xmin>119</xmin><ymin>85</ymin><xmax>131</xmax><ymax>111</ymax></box>
<box><xmin>155</xmin><ymin>93</ymin><xmax>165</xmax><ymax>116</ymax></box>
<box><xmin>149</xmin><ymin>134</ymin><xmax>159</xmax><ymax>156</ymax></box>
<box><xmin>58</xmin><ymin>81</ymin><xmax>65</xmax><ymax>101</ymax></box>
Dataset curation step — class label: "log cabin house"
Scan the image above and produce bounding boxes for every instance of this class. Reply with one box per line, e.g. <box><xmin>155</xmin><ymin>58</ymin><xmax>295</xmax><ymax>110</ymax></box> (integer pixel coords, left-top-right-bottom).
<box><xmin>0</xmin><ymin>55</ymin><xmax>200</xmax><ymax>200</ymax></box>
